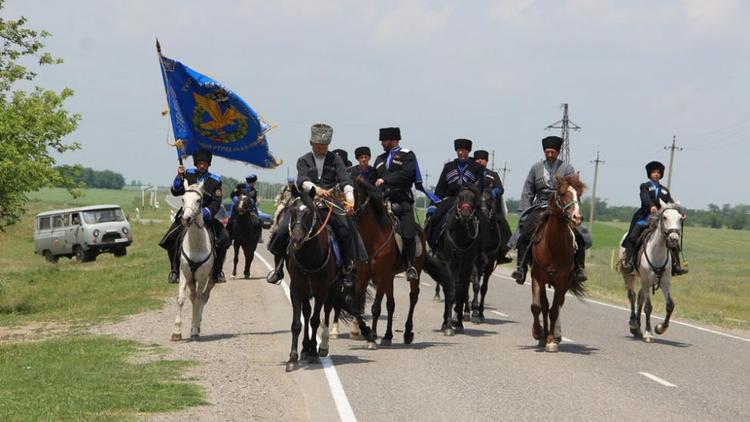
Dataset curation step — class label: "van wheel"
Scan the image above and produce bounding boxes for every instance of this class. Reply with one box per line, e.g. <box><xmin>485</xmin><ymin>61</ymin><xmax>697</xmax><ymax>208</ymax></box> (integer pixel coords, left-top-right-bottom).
<box><xmin>43</xmin><ymin>250</ymin><xmax>58</xmax><ymax>263</ymax></box>
<box><xmin>114</xmin><ymin>247</ymin><xmax>127</xmax><ymax>257</ymax></box>
<box><xmin>74</xmin><ymin>246</ymin><xmax>90</xmax><ymax>263</ymax></box>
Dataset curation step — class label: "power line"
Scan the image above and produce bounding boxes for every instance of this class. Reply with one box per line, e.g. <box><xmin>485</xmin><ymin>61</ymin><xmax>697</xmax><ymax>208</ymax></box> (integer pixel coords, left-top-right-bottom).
<box><xmin>664</xmin><ymin>135</ymin><xmax>684</xmax><ymax>190</ymax></box>
<box><xmin>499</xmin><ymin>161</ymin><xmax>511</xmax><ymax>185</ymax></box>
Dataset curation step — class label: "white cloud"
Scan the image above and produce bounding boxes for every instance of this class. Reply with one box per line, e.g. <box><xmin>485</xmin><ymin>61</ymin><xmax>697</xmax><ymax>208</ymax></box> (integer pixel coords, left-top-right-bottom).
<box><xmin>683</xmin><ymin>0</ymin><xmax>740</xmax><ymax>30</ymax></box>
<box><xmin>372</xmin><ymin>1</ymin><xmax>453</xmax><ymax>45</ymax></box>
<box><xmin>487</xmin><ymin>0</ymin><xmax>536</xmax><ymax>24</ymax></box>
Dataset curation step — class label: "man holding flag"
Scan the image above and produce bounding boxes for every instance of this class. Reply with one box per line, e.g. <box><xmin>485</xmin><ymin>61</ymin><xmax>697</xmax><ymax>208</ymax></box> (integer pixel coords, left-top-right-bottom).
<box><xmin>156</xmin><ymin>41</ymin><xmax>280</xmax><ymax>283</ymax></box>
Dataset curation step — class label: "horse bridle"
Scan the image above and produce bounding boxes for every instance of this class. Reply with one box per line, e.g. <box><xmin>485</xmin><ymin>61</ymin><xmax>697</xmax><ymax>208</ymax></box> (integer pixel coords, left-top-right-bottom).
<box><xmin>553</xmin><ymin>190</ymin><xmax>578</xmax><ymax>223</ymax></box>
<box><xmin>182</xmin><ymin>188</ymin><xmax>205</xmax><ymax>228</ymax></box>
<box><xmin>288</xmin><ymin>198</ymin><xmax>334</xmax><ymax>274</ymax></box>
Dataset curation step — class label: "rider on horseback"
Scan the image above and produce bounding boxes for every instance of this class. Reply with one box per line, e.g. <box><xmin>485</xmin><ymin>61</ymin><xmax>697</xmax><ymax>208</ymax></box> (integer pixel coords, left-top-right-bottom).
<box><xmin>270</xmin><ymin>176</ymin><xmax>299</xmax><ymax>235</ymax></box>
<box><xmin>473</xmin><ymin>150</ymin><xmax>513</xmax><ymax>264</ymax></box>
<box><xmin>266</xmin><ymin>123</ymin><xmax>365</xmax><ymax>287</ymax></box>
<box><xmin>227</xmin><ymin>174</ymin><xmax>259</xmax><ymax>238</ymax></box>
<box><xmin>373</xmin><ymin>127</ymin><xmax>421</xmax><ymax>282</ymax></box>
<box><xmin>348</xmin><ymin>146</ymin><xmax>378</xmax><ymax>185</ymax></box>
<box><xmin>621</xmin><ymin>161</ymin><xmax>688</xmax><ymax>275</ymax></box>
<box><xmin>511</xmin><ymin>136</ymin><xmax>590</xmax><ymax>285</ymax></box>
<box><xmin>159</xmin><ymin>149</ymin><xmax>230</xmax><ymax>284</ymax></box>
<box><xmin>425</xmin><ymin>138</ymin><xmax>491</xmax><ymax>255</ymax></box>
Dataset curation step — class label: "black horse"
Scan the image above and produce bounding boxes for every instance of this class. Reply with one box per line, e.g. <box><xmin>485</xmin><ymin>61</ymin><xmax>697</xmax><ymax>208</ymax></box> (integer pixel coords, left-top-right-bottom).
<box><xmin>284</xmin><ymin>191</ymin><xmax>366</xmax><ymax>372</ymax></box>
<box><xmin>469</xmin><ymin>189</ymin><xmax>511</xmax><ymax>323</ymax></box>
<box><xmin>429</xmin><ymin>187</ymin><xmax>482</xmax><ymax>333</ymax></box>
<box><xmin>230</xmin><ymin>194</ymin><xmax>262</xmax><ymax>279</ymax></box>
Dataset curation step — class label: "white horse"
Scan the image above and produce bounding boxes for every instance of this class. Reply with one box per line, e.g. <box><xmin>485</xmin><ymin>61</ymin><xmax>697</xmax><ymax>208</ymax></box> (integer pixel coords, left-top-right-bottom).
<box><xmin>618</xmin><ymin>202</ymin><xmax>685</xmax><ymax>343</ymax></box>
<box><xmin>171</xmin><ymin>183</ymin><xmax>215</xmax><ymax>341</ymax></box>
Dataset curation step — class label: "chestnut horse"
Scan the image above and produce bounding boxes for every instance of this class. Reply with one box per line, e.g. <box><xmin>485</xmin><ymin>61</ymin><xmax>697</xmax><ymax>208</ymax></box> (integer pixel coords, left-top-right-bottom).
<box><xmin>352</xmin><ymin>179</ymin><xmax>453</xmax><ymax>348</ymax></box>
<box><xmin>529</xmin><ymin>174</ymin><xmax>586</xmax><ymax>352</ymax></box>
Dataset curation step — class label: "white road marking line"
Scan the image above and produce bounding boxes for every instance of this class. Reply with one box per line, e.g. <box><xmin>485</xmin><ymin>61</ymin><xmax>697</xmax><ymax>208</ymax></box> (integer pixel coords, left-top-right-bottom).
<box><xmin>490</xmin><ymin>310</ymin><xmax>510</xmax><ymax>317</ymax></box>
<box><xmin>639</xmin><ymin>372</ymin><xmax>677</xmax><ymax>387</ymax></box>
<box><xmin>255</xmin><ymin>252</ymin><xmax>357</xmax><ymax>422</ymax></box>
<box><xmin>561</xmin><ymin>336</ymin><xmax>575</xmax><ymax>343</ymax></box>
<box><xmin>490</xmin><ymin>272</ymin><xmax>750</xmax><ymax>343</ymax></box>
<box><xmin>421</xmin><ymin>282</ymin><xmax>432</xmax><ymax>287</ymax></box>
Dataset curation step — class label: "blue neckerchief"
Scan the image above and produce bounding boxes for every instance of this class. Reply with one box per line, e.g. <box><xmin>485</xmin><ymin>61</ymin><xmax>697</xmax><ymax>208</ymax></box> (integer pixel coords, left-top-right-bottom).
<box><xmin>386</xmin><ymin>146</ymin><xmax>401</xmax><ymax>169</ymax></box>
<box><xmin>457</xmin><ymin>160</ymin><xmax>469</xmax><ymax>184</ymax></box>
<box><xmin>650</xmin><ymin>180</ymin><xmax>660</xmax><ymax>202</ymax></box>
<box><xmin>414</xmin><ymin>154</ymin><xmax>440</xmax><ymax>203</ymax></box>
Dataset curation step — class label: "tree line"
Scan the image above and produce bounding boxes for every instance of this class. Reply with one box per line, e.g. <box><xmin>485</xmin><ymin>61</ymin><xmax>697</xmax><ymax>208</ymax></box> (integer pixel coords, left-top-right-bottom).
<box><xmin>56</xmin><ymin>165</ymin><xmax>126</xmax><ymax>190</ymax></box>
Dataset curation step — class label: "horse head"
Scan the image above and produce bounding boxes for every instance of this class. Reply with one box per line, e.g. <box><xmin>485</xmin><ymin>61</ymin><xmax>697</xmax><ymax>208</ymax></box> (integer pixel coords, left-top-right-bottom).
<box><xmin>657</xmin><ymin>203</ymin><xmax>685</xmax><ymax>249</ymax></box>
<box><xmin>480</xmin><ymin>189</ymin><xmax>496</xmax><ymax>219</ymax></box>
<box><xmin>456</xmin><ymin>186</ymin><xmax>479</xmax><ymax>223</ymax></box>
<box><xmin>553</xmin><ymin>174</ymin><xmax>585</xmax><ymax>226</ymax></box>
<box><xmin>289</xmin><ymin>192</ymin><xmax>318</xmax><ymax>251</ymax></box>
<box><xmin>181</xmin><ymin>183</ymin><xmax>205</xmax><ymax>228</ymax></box>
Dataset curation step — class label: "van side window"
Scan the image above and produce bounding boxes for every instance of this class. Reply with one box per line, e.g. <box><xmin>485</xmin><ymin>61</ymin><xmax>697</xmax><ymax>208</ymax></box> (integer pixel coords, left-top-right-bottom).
<box><xmin>38</xmin><ymin>217</ymin><xmax>51</xmax><ymax>230</ymax></box>
<box><xmin>72</xmin><ymin>213</ymin><xmax>81</xmax><ymax>225</ymax></box>
<box><xmin>52</xmin><ymin>215</ymin><xmax>64</xmax><ymax>228</ymax></box>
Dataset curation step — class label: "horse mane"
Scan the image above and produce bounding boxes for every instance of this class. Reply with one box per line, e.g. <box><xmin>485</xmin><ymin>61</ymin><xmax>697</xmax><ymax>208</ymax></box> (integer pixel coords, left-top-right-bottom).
<box><xmin>557</xmin><ymin>173</ymin><xmax>586</xmax><ymax>196</ymax></box>
<box><xmin>356</xmin><ymin>179</ymin><xmax>389</xmax><ymax>226</ymax></box>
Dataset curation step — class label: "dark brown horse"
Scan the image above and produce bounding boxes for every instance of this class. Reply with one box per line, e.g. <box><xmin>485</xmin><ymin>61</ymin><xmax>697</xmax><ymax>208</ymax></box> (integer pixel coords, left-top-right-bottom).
<box><xmin>230</xmin><ymin>193</ymin><xmax>262</xmax><ymax>278</ymax></box>
<box><xmin>284</xmin><ymin>192</ymin><xmax>363</xmax><ymax>371</ymax></box>
<box><xmin>529</xmin><ymin>174</ymin><xmax>586</xmax><ymax>352</ymax></box>
<box><xmin>353</xmin><ymin>179</ymin><xmax>453</xmax><ymax>348</ymax></box>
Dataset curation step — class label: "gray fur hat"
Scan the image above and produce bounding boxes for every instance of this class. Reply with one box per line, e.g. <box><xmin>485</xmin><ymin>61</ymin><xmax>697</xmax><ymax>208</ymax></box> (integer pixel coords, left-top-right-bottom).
<box><xmin>310</xmin><ymin>123</ymin><xmax>333</xmax><ymax>145</ymax></box>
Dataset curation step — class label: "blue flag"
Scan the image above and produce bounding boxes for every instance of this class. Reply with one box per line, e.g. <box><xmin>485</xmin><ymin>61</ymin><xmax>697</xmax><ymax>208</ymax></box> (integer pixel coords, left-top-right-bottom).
<box><xmin>158</xmin><ymin>53</ymin><xmax>281</xmax><ymax>168</ymax></box>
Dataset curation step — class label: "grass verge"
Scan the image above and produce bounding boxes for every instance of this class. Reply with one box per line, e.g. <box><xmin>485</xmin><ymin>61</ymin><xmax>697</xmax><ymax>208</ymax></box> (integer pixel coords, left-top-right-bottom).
<box><xmin>0</xmin><ymin>336</ymin><xmax>206</xmax><ymax>421</ymax></box>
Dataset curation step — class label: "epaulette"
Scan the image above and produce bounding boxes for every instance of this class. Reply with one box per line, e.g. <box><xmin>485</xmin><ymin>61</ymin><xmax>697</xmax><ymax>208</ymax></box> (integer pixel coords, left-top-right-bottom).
<box><xmin>209</xmin><ymin>173</ymin><xmax>221</xmax><ymax>182</ymax></box>
<box><xmin>400</xmin><ymin>148</ymin><xmax>411</xmax><ymax>153</ymax></box>
<box><xmin>186</xmin><ymin>168</ymin><xmax>197</xmax><ymax>174</ymax></box>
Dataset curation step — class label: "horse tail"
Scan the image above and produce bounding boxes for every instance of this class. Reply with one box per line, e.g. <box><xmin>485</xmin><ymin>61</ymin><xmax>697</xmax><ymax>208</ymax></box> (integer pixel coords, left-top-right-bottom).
<box><xmin>423</xmin><ymin>254</ymin><xmax>451</xmax><ymax>287</ymax></box>
<box><xmin>327</xmin><ymin>284</ymin><xmax>362</xmax><ymax>323</ymax></box>
<box><xmin>569</xmin><ymin>273</ymin><xmax>587</xmax><ymax>298</ymax></box>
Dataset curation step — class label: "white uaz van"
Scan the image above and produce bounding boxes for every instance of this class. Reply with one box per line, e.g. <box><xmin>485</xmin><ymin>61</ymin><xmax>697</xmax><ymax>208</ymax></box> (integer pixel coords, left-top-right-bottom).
<box><xmin>34</xmin><ymin>205</ymin><xmax>133</xmax><ymax>262</ymax></box>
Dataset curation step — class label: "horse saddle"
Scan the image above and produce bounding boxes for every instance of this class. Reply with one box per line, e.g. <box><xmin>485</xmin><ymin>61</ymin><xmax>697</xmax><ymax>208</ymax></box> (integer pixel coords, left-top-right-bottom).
<box><xmin>394</xmin><ymin>231</ymin><xmax>424</xmax><ymax>258</ymax></box>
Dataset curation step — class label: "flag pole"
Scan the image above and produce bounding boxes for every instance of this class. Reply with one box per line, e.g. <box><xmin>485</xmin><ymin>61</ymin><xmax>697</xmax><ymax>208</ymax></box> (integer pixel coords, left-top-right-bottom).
<box><xmin>156</xmin><ymin>38</ymin><xmax>184</xmax><ymax>167</ymax></box>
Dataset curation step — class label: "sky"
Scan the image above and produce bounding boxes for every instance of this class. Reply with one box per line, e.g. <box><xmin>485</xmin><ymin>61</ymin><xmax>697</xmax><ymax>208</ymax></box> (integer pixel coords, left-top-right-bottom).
<box><xmin>4</xmin><ymin>0</ymin><xmax>749</xmax><ymax>208</ymax></box>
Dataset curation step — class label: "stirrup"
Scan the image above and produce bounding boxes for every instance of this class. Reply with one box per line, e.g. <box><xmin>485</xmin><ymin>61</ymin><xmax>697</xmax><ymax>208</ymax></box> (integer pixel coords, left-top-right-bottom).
<box><xmin>572</xmin><ymin>268</ymin><xmax>587</xmax><ymax>282</ymax></box>
<box><xmin>406</xmin><ymin>266</ymin><xmax>418</xmax><ymax>282</ymax></box>
<box><xmin>266</xmin><ymin>270</ymin><xmax>283</xmax><ymax>285</ymax></box>
<box><xmin>511</xmin><ymin>267</ymin><xmax>526</xmax><ymax>285</ymax></box>
<box><xmin>672</xmin><ymin>266</ymin><xmax>688</xmax><ymax>276</ymax></box>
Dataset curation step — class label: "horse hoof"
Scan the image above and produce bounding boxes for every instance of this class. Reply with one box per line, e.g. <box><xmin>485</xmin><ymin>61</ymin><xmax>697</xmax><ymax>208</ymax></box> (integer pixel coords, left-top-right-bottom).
<box><xmin>367</xmin><ymin>341</ymin><xmax>377</xmax><ymax>350</ymax></box>
<box><xmin>630</xmin><ymin>327</ymin><xmax>640</xmax><ymax>336</ymax></box>
<box><xmin>350</xmin><ymin>333</ymin><xmax>361</xmax><ymax>341</ymax></box>
<box><xmin>433</xmin><ymin>294</ymin><xmax>441</xmax><ymax>302</ymax></box>
<box><xmin>404</xmin><ymin>332</ymin><xmax>414</xmax><ymax>344</ymax></box>
<box><xmin>231</xmin><ymin>272</ymin><xmax>237</xmax><ymax>277</ymax></box>
<box><xmin>319</xmin><ymin>348</ymin><xmax>329</xmax><ymax>358</ymax></box>
<box><xmin>190</xmin><ymin>334</ymin><xmax>199</xmax><ymax>341</ymax></box>
<box><xmin>285</xmin><ymin>361</ymin><xmax>297</xmax><ymax>372</ymax></box>
<box><xmin>545</xmin><ymin>342</ymin><xmax>558</xmax><ymax>353</ymax></box>
<box><xmin>471</xmin><ymin>315</ymin><xmax>482</xmax><ymax>324</ymax></box>
<box><xmin>479</xmin><ymin>315</ymin><xmax>486</xmax><ymax>324</ymax></box>
<box><xmin>170</xmin><ymin>333</ymin><xmax>181</xmax><ymax>342</ymax></box>
<box><xmin>655</xmin><ymin>323</ymin><xmax>667</xmax><ymax>335</ymax></box>
<box><xmin>644</xmin><ymin>335</ymin><xmax>653</xmax><ymax>343</ymax></box>
<box><xmin>454</xmin><ymin>324</ymin><xmax>464</xmax><ymax>334</ymax></box>
<box><xmin>532</xmin><ymin>330</ymin><xmax>542</xmax><ymax>341</ymax></box>
<box><xmin>308</xmin><ymin>355</ymin><xmax>320</xmax><ymax>365</ymax></box>
<box><xmin>444</xmin><ymin>327</ymin><xmax>455</xmax><ymax>336</ymax></box>
<box><xmin>380</xmin><ymin>338</ymin><xmax>392</xmax><ymax>346</ymax></box>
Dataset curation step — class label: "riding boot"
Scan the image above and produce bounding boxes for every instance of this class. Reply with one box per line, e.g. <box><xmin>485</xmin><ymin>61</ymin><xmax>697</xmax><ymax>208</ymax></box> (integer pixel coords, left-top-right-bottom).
<box><xmin>670</xmin><ymin>247</ymin><xmax>688</xmax><ymax>276</ymax></box>
<box><xmin>266</xmin><ymin>253</ymin><xmax>285</xmax><ymax>284</ymax></box>
<box><xmin>572</xmin><ymin>246</ymin><xmax>588</xmax><ymax>283</ymax></box>
<box><xmin>212</xmin><ymin>244</ymin><xmax>228</xmax><ymax>283</ymax></box>
<box><xmin>511</xmin><ymin>240</ymin><xmax>530</xmax><ymax>285</ymax></box>
<box><xmin>167</xmin><ymin>246</ymin><xmax>179</xmax><ymax>284</ymax></box>
<box><xmin>404</xmin><ymin>236</ymin><xmax>418</xmax><ymax>282</ymax></box>
<box><xmin>621</xmin><ymin>242</ymin><xmax>635</xmax><ymax>273</ymax></box>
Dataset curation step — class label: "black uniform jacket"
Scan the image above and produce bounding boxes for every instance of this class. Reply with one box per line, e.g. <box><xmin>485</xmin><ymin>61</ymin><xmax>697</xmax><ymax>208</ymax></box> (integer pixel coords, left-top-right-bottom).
<box><xmin>434</xmin><ymin>159</ymin><xmax>484</xmax><ymax>199</ymax></box>
<box><xmin>373</xmin><ymin>148</ymin><xmax>418</xmax><ymax>201</ymax></box>
<box><xmin>348</xmin><ymin>164</ymin><xmax>378</xmax><ymax>186</ymax></box>
<box><xmin>172</xmin><ymin>168</ymin><xmax>223</xmax><ymax>217</ymax></box>
<box><xmin>630</xmin><ymin>181</ymin><xmax>675</xmax><ymax>225</ymax></box>
<box><xmin>296</xmin><ymin>151</ymin><xmax>352</xmax><ymax>191</ymax></box>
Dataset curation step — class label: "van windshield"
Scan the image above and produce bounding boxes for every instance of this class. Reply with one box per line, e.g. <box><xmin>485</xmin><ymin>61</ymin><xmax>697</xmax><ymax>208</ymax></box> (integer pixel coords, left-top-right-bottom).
<box><xmin>82</xmin><ymin>208</ymin><xmax>125</xmax><ymax>224</ymax></box>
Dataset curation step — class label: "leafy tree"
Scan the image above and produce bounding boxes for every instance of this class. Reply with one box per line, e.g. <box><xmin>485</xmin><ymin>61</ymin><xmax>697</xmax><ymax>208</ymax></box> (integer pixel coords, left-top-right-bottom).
<box><xmin>0</xmin><ymin>1</ymin><xmax>80</xmax><ymax>229</ymax></box>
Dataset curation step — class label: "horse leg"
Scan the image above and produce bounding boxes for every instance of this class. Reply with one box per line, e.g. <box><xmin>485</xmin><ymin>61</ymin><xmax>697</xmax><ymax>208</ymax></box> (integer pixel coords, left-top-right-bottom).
<box><xmin>368</xmin><ymin>288</ymin><xmax>384</xmax><ymax>349</ymax></box>
<box><xmin>320</xmin><ymin>299</ymin><xmax>333</xmax><ymax>357</ymax></box>
<box><xmin>478</xmin><ymin>271</ymin><xmax>490</xmax><ymax>323</ymax></box>
<box><xmin>232</xmin><ymin>243</ymin><xmax>239</xmax><ymax>277</ymax></box>
<box><xmin>188</xmin><ymin>282</ymin><xmax>202</xmax><ymax>341</ymax></box>
<box><xmin>453</xmin><ymin>279</ymin><xmax>466</xmax><ymax>334</ymax></box>
<box><xmin>471</xmin><ymin>267</ymin><xmax>481</xmax><ymax>323</ymax></box>
<box><xmin>643</xmin><ymin>288</ymin><xmax>654</xmax><ymax>343</ymax></box>
<box><xmin>300</xmin><ymin>298</ymin><xmax>312</xmax><ymax>359</ymax></box>
<box><xmin>308</xmin><ymin>297</ymin><xmax>323</xmax><ymax>364</ymax></box>
<box><xmin>655</xmin><ymin>281</ymin><xmax>674</xmax><ymax>335</ymax></box>
<box><xmin>626</xmin><ymin>274</ymin><xmax>639</xmax><ymax>336</ymax></box>
<box><xmin>287</xmin><ymin>291</ymin><xmax>302</xmax><ymax>372</ymax></box>
<box><xmin>530</xmin><ymin>277</ymin><xmax>543</xmax><ymax>344</ymax></box>
<box><xmin>403</xmin><ymin>280</ymin><xmax>420</xmax><ymax>344</ymax></box>
<box><xmin>635</xmin><ymin>287</ymin><xmax>645</xmax><ymax>338</ymax></box>
<box><xmin>171</xmin><ymin>276</ymin><xmax>187</xmax><ymax>341</ymax></box>
<box><xmin>330</xmin><ymin>310</ymin><xmax>340</xmax><ymax>339</ymax></box>
<box><xmin>381</xmin><ymin>286</ymin><xmax>395</xmax><ymax>346</ymax></box>
<box><xmin>434</xmin><ymin>282</ymin><xmax>441</xmax><ymax>302</ymax></box>
<box><xmin>350</xmin><ymin>315</ymin><xmax>361</xmax><ymax>340</ymax></box>
<box><xmin>441</xmin><ymin>272</ymin><xmax>456</xmax><ymax>336</ymax></box>
<box><xmin>546</xmin><ymin>288</ymin><xmax>564</xmax><ymax>352</ymax></box>
<box><xmin>540</xmin><ymin>285</ymin><xmax>550</xmax><ymax>345</ymax></box>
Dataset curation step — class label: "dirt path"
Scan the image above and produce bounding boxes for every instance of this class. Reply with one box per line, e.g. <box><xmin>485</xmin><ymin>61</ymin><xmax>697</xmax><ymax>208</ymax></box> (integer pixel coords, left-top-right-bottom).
<box><xmin>91</xmin><ymin>249</ymin><xmax>341</xmax><ymax>421</ymax></box>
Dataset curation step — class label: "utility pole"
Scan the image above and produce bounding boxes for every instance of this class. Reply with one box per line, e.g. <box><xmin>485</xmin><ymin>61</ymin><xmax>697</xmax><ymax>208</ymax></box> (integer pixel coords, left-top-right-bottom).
<box><xmin>499</xmin><ymin>162</ymin><xmax>511</xmax><ymax>185</ymax></box>
<box><xmin>491</xmin><ymin>150</ymin><xmax>496</xmax><ymax>172</ymax></box>
<box><xmin>664</xmin><ymin>135</ymin><xmax>683</xmax><ymax>190</ymax></box>
<box><xmin>545</xmin><ymin>103</ymin><xmax>581</xmax><ymax>163</ymax></box>
<box><xmin>588</xmin><ymin>151</ymin><xmax>605</xmax><ymax>234</ymax></box>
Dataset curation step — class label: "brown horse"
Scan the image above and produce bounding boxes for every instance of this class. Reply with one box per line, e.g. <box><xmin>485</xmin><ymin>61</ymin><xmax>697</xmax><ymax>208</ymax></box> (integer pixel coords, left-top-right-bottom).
<box><xmin>284</xmin><ymin>192</ymin><xmax>363</xmax><ymax>371</ymax></box>
<box><xmin>529</xmin><ymin>174</ymin><xmax>586</xmax><ymax>352</ymax></box>
<box><xmin>353</xmin><ymin>179</ymin><xmax>453</xmax><ymax>348</ymax></box>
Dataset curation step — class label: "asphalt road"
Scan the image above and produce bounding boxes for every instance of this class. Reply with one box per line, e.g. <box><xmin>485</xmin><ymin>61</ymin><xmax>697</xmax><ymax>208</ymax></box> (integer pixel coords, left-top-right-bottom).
<box><xmin>247</xmin><ymin>233</ymin><xmax>749</xmax><ymax>422</ymax></box>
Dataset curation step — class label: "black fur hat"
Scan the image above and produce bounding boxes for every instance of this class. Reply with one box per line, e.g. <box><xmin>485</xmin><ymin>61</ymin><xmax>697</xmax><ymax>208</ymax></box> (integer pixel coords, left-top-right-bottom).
<box><xmin>542</xmin><ymin>136</ymin><xmax>563</xmax><ymax>151</ymax></box>
<box><xmin>454</xmin><ymin>138</ymin><xmax>472</xmax><ymax>151</ymax></box>
<box><xmin>354</xmin><ymin>146</ymin><xmax>371</xmax><ymax>158</ymax></box>
<box><xmin>474</xmin><ymin>150</ymin><xmax>489</xmax><ymax>160</ymax></box>
<box><xmin>379</xmin><ymin>127</ymin><xmax>401</xmax><ymax>141</ymax></box>
<box><xmin>645</xmin><ymin>161</ymin><xmax>665</xmax><ymax>178</ymax></box>
<box><xmin>192</xmin><ymin>149</ymin><xmax>212</xmax><ymax>165</ymax></box>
